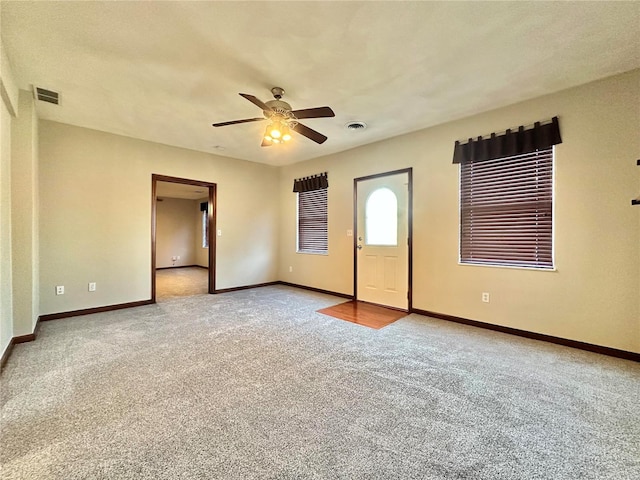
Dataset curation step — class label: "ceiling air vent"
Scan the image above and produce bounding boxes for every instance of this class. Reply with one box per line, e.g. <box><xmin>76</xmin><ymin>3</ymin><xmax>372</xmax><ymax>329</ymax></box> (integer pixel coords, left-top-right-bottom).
<box><xmin>34</xmin><ymin>87</ymin><xmax>60</xmax><ymax>105</ymax></box>
<box><xmin>346</xmin><ymin>121</ymin><xmax>367</xmax><ymax>131</ymax></box>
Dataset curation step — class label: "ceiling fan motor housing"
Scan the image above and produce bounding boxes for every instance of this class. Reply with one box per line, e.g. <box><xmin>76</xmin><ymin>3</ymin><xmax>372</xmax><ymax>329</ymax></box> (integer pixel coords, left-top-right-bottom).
<box><xmin>264</xmin><ymin>99</ymin><xmax>293</xmax><ymax>118</ymax></box>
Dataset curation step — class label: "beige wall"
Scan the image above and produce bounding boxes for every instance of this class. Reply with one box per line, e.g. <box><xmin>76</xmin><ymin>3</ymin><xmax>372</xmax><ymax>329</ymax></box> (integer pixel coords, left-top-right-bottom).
<box><xmin>0</xmin><ymin>41</ymin><xmax>18</xmax><ymax>356</ymax></box>
<box><xmin>156</xmin><ymin>197</ymin><xmax>197</xmax><ymax>268</ymax></box>
<box><xmin>0</xmin><ymin>86</ymin><xmax>14</xmax><ymax>354</ymax></box>
<box><xmin>195</xmin><ymin>197</ymin><xmax>209</xmax><ymax>268</ymax></box>
<box><xmin>6</xmin><ymin>69</ymin><xmax>638</xmax><ymax>357</ymax></box>
<box><xmin>39</xmin><ymin>122</ymin><xmax>279</xmax><ymax>314</ymax></box>
<box><xmin>279</xmin><ymin>70</ymin><xmax>640</xmax><ymax>353</ymax></box>
<box><xmin>11</xmin><ymin>90</ymin><xmax>39</xmax><ymax>336</ymax></box>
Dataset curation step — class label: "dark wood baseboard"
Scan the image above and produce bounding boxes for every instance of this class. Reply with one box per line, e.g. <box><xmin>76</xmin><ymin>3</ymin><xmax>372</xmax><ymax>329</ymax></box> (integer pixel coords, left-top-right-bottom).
<box><xmin>39</xmin><ymin>299</ymin><xmax>154</xmax><ymax>322</ymax></box>
<box><xmin>278</xmin><ymin>281</ymin><xmax>353</xmax><ymax>300</ymax></box>
<box><xmin>12</xmin><ymin>332</ymin><xmax>36</xmax><ymax>344</ymax></box>
<box><xmin>214</xmin><ymin>281</ymin><xmax>280</xmax><ymax>294</ymax></box>
<box><xmin>0</xmin><ymin>341</ymin><xmax>14</xmax><ymax>371</ymax></box>
<box><xmin>412</xmin><ymin>308</ymin><xmax>640</xmax><ymax>362</ymax></box>
<box><xmin>1</xmin><ymin>317</ymin><xmax>41</xmax><ymax>371</ymax></box>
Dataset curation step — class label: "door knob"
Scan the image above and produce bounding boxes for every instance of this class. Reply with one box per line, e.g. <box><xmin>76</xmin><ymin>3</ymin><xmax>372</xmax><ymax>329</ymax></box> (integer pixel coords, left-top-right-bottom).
<box><xmin>357</xmin><ymin>244</ymin><xmax>363</xmax><ymax>250</ymax></box>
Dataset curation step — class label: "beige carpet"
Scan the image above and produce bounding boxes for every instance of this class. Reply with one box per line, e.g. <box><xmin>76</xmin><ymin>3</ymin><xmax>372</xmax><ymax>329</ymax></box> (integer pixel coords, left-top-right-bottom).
<box><xmin>1</xmin><ymin>285</ymin><xmax>639</xmax><ymax>479</ymax></box>
<box><xmin>155</xmin><ymin>266</ymin><xmax>208</xmax><ymax>300</ymax></box>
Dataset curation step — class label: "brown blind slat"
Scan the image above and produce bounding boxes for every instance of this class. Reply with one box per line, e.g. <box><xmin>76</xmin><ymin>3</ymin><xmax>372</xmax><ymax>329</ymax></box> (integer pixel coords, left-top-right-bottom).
<box><xmin>298</xmin><ymin>188</ymin><xmax>328</xmax><ymax>253</ymax></box>
<box><xmin>460</xmin><ymin>148</ymin><xmax>554</xmax><ymax>269</ymax></box>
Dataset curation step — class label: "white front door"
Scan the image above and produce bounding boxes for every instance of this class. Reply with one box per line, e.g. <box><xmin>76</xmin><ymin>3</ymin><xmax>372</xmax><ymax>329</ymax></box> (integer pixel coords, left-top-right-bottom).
<box><xmin>356</xmin><ymin>172</ymin><xmax>409</xmax><ymax>310</ymax></box>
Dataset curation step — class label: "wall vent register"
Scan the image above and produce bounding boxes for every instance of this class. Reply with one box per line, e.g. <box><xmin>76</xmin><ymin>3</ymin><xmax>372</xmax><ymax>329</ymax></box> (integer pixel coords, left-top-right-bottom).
<box><xmin>34</xmin><ymin>87</ymin><xmax>60</xmax><ymax>105</ymax></box>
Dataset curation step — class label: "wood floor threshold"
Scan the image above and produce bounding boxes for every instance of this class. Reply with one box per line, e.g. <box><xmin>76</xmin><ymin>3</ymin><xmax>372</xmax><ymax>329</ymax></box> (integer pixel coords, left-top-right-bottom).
<box><xmin>355</xmin><ymin>298</ymin><xmax>409</xmax><ymax>313</ymax></box>
<box><xmin>412</xmin><ymin>308</ymin><xmax>640</xmax><ymax>363</ymax></box>
<box><xmin>318</xmin><ymin>300</ymin><xmax>408</xmax><ymax>330</ymax></box>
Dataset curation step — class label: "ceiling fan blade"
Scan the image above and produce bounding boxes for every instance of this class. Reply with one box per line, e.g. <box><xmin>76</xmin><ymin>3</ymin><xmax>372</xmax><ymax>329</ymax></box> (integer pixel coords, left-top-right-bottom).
<box><xmin>292</xmin><ymin>122</ymin><xmax>328</xmax><ymax>144</ymax></box>
<box><xmin>291</xmin><ymin>106</ymin><xmax>335</xmax><ymax>119</ymax></box>
<box><xmin>239</xmin><ymin>93</ymin><xmax>271</xmax><ymax>112</ymax></box>
<box><xmin>261</xmin><ymin>138</ymin><xmax>272</xmax><ymax>147</ymax></box>
<box><xmin>212</xmin><ymin>117</ymin><xmax>265</xmax><ymax>127</ymax></box>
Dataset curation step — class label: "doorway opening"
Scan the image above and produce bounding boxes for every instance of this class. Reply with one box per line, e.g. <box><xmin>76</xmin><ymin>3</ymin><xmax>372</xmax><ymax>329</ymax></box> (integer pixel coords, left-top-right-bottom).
<box><xmin>151</xmin><ymin>174</ymin><xmax>216</xmax><ymax>302</ymax></box>
<box><xmin>353</xmin><ymin>168</ymin><xmax>413</xmax><ymax>311</ymax></box>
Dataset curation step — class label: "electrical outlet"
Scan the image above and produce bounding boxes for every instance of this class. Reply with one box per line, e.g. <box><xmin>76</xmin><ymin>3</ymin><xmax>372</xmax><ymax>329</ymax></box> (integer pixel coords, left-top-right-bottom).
<box><xmin>56</xmin><ymin>285</ymin><xmax>64</xmax><ymax>295</ymax></box>
<box><xmin>88</xmin><ymin>282</ymin><xmax>96</xmax><ymax>292</ymax></box>
<box><xmin>347</xmin><ymin>229</ymin><xmax>353</xmax><ymax>237</ymax></box>
<box><xmin>482</xmin><ymin>292</ymin><xmax>490</xmax><ymax>303</ymax></box>
<box><xmin>289</xmin><ymin>266</ymin><xmax>293</xmax><ymax>272</ymax></box>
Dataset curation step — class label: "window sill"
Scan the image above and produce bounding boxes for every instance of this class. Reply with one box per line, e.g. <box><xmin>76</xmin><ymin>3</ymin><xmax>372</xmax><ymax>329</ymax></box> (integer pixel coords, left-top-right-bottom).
<box><xmin>297</xmin><ymin>251</ymin><xmax>328</xmax><ymax>256</ymax></box>
<box><xmin>458</xmin><ymin>261</ymin><xmax>557</xmax><ymax>272</ymax></box>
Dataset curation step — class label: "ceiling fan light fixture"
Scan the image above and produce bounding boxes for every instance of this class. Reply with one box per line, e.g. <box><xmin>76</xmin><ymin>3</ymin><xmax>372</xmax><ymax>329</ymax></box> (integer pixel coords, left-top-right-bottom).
<box><xmin>281</xmin><ymin>124</ymin><xmax>292</xmax><ymax>142</ymax></box>
<box><xmin>269</xmin><ymin>121</ymin><xmax>283</xmax><ymax>139</ymax></box>
<box><xmin>214</xmin><ymin>88</ymin><xmax>333</xmax><ymax>147</ymax></box>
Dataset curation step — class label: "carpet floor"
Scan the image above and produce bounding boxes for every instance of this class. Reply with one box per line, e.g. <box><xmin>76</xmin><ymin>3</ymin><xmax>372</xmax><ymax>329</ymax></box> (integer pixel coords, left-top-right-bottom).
<box><xmin>1</xmin><ymin>286</ymin><xmax>638</xmax><ymax>479</ymax></box>
<box><xmin>156</xmin><ymin>267</ymin><xmax>208</xmax><ymax>300</ymax></box>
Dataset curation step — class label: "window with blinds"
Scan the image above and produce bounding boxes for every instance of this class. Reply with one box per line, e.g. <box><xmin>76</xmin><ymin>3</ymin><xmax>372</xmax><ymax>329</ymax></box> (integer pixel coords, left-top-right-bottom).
<box><xmin>460</xmin><ymin>148</ymin><xmax>554</xmax><ymax>269</ymax></box>
<box><xmin>298</xmin><ymin>188</ymin><xmax>328</xmax><ymax>254</ymax></box>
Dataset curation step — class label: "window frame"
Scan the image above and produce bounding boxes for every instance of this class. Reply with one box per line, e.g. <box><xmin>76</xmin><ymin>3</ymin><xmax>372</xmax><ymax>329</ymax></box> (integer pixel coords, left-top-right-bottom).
<box><xmin>458</xmin><ymin>147</ymin><xmax>555</xmax><ymax>271</ymax></box>
<box><xmin>297</xmin><ymin>188</ymin><xmax>328</xmax><ymax>255</ymax></box>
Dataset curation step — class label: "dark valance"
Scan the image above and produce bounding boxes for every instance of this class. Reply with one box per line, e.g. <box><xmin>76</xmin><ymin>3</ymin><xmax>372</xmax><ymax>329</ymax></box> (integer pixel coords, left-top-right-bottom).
<box><xmin>452</xmin><ymin>116</ymin><xmax>562</xmax><ymax>164</ymax></box>
<box><xmin>293</xmin><ymin>172</ymin><xmax>328</xmax><ymax>193</ymax></box>
<box><xmin>200</xmin><ymin>202</ymin><xmax>208</xmax><ymax>212</ymax></box>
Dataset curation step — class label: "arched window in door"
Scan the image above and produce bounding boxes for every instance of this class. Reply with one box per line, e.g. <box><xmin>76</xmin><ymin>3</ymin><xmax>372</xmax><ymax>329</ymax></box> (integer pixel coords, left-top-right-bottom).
<box><xmin>365</xmin><ymin>187</ymin><xmax>397</xmax><ymax>246</ymax></box>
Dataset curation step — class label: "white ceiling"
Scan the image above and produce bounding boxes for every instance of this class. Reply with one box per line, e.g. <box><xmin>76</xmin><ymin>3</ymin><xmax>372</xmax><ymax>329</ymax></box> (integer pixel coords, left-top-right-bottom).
<box><xmin>2</xmin><ymin>1</ymin><xmax>639</xmax><ymax>167</ymax></box>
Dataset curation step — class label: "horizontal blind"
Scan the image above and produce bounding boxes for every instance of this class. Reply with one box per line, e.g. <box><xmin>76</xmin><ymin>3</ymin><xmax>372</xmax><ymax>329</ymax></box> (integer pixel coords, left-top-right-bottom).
<box><xmin>460</xmin><ymin>148</ymin><xmax>553</xmax><ymax>268</ymax></box>
<box><xmin>298</xmin><ymin>188</ymin><xmax>328</xmax><ymax>254</ymax></box>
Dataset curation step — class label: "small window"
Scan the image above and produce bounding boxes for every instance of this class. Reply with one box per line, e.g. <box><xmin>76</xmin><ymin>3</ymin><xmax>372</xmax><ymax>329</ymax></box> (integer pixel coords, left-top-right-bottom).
<box><xmin>365</xmin><ymin>187</ymin><xmax>397</xmax><ymax>246</ymax></box>
<box><xmin>200</xmin><ymin>201</ymin><xmax>208</xmax><ymax>248</ymax></box>
<box><xmin>298</xmin><ymin>189</ymin><xmax>328</xmax><ymax>254</ymax></box>
<box><xmin>460</xmin><ymin>148</ymin><xmax>554</xmax><ymax>269</ymax></box>
<box><xmin>202</xmin><ymin>210</ymin><xmax>208</xmax><ymax>248</ymax></box>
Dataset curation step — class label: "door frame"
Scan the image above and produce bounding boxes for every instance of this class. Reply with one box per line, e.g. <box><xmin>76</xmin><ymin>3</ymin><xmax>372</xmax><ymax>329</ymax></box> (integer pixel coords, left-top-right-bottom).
<box><xmin>353</xmin><ymin>168</ymin><xmax>413</xmax><ymax>311</ymax></box>
<box><xmin>151</xmin><ymin>174</ymin><xmax>217</xmax><ymax>302</ymax></box>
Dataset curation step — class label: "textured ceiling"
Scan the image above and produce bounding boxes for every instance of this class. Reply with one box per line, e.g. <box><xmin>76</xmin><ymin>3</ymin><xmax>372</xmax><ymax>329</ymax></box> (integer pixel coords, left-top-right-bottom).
<box><xmin>1</xmin><ymin>1</ymin><xmax>639</xmax><ymax>166</ymax></box>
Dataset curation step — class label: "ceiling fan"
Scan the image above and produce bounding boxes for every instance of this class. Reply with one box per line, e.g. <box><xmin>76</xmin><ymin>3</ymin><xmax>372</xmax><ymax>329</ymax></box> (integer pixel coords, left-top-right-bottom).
<box><xmin>212</xmin><ymin>87</ymin><xmax>335</xmax><ymax>147</ymax></box>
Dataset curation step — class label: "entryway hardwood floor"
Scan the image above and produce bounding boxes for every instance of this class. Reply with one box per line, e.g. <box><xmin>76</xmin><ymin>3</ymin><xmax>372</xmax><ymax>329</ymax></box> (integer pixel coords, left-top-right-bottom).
<box><xmin>317</xmin><ymin>300</ymin><xmax>407</xmax><ymax>329</ymax></box>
